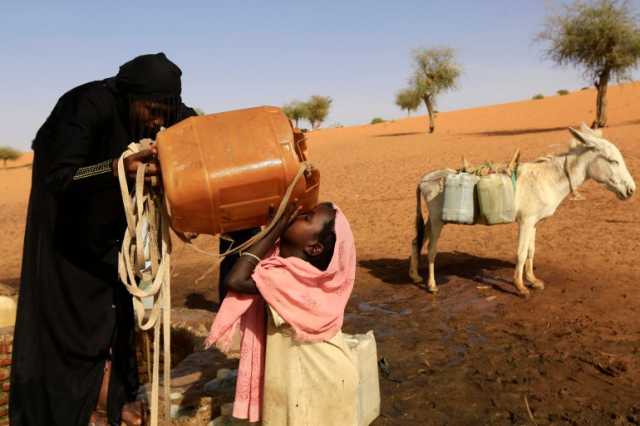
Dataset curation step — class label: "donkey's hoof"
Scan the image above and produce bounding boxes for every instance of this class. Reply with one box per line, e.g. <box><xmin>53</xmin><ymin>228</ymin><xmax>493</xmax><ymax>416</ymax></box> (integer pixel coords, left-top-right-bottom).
<box><xmin>409</xmin><ymin>274</ymin><xmax>422</xmax><ymax>284</ymax></box>
<box><xmin>530</xmin><ymin>280</ymin><xmax>545</xmax><ymax>290</ymax></box>
<box><xmin>518</xmin><ymin>288</ymin><xmax>531</xmax><ymax>299</ymax></box>
<box><xmin>427</xmin><ymin>285</ymin><xmax>439</xmax><ymax>294</ymax></box>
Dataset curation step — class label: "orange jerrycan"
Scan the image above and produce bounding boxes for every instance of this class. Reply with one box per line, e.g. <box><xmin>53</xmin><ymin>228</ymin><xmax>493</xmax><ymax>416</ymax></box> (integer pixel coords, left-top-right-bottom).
<box><xmin>157</xmin><ymin>106</ymin><xmax>320</xmax><ymax>235</ymax></box>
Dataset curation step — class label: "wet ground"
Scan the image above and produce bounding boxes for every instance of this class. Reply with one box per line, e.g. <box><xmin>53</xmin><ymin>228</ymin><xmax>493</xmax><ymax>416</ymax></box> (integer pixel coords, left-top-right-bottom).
<box><xmin>349</xmin><ymin>258</ymin><xmax>640</xmax><ymax>425</ymax></box>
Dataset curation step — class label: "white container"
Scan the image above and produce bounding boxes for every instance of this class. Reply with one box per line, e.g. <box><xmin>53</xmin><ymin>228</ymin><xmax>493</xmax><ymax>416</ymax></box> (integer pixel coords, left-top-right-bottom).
<box><xmin>345</xmin><ymin>331</ymin><xmax>380</xmax><ymax>426</ymax></box>
<box><xmin>0</xmin><ymin>296</ymin><xmax>16</xmax><ymax>328</ymax></box>
<box><xmin>477</xmin><ymin>173</ymin><xmax>516</xmax><ymax>224</ymax></box>
<box><xmin>442</xmin><ymin>173</ymin><xmax>479</xmax><ymax>224</ymax></box>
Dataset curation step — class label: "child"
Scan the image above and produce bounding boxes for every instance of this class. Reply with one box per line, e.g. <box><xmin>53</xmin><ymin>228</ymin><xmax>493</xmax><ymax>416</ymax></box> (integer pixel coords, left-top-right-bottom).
<box><xmin>206</xmin><ymin>202</ymin><xmax>358</xmax><ymax>425</ymax></box>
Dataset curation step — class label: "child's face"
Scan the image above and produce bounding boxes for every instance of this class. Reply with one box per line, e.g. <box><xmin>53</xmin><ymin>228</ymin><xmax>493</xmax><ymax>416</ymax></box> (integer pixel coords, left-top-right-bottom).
<box><xmin>282</xmin><ymin>205</ymin><xmax>332</xmax><ymax>256</ymax></box>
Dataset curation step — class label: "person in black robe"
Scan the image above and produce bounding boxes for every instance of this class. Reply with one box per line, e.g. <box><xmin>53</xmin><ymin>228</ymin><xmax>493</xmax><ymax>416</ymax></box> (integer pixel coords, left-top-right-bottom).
<box><xmin>10</xmin><ymin>53</ymin><xmax>196</xmax><ymax>426</ymax></box>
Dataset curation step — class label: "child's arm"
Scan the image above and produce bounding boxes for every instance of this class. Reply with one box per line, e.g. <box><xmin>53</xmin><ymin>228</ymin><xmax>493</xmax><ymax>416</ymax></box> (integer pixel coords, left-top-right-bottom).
<box><xmin>224</xmin><ymin>203</ymin><xmax>300</xmax><ymax>294</ymax></box>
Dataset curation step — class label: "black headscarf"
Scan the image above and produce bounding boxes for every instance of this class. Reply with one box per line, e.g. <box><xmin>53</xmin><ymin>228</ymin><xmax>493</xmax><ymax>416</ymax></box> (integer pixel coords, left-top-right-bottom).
<box><xmin>115</xmin><ymin>52</ymin><xmax>182</xmax><ymax>97</ymax></box>
<box><xmin>115</xmin><ymin>52</ymin><xmax>183</xmax><ymax>139</ymax></box>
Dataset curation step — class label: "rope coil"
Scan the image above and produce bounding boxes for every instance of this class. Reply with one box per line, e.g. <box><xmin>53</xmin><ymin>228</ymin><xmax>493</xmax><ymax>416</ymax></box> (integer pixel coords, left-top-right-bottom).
<box><xmin>117</xmin><ymin>140</ymin><xmax>171</xmax><ymax>426</ymax></box>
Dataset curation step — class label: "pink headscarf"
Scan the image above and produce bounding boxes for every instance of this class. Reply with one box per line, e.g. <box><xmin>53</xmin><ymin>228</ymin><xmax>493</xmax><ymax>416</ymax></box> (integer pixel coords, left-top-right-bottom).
<box><xmin>205</xmin><ymin>206</ymin><xmax>356</xmax><ymax>422</ymax></box>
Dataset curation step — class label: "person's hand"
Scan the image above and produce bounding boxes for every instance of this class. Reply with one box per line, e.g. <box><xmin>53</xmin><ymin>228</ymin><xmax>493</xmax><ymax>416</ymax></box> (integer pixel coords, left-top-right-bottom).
<box><xmin>270</xmin><ymin>202</ymin><xmax>301</xmax><ymax>236</ymax></box>
<box><xmin>113</xmin><ymin>147</ymin><xmax>160</xmax><ymax>181</ymax></box>
<box><xmin>241</xmin><ymin>202</ymin><xmax>301</xmax><ymax>263</ymax></box>
<box><xmin>183</xmin><ymin>232</ymin><xmax>199</xmax><ymax>241</ymax></box>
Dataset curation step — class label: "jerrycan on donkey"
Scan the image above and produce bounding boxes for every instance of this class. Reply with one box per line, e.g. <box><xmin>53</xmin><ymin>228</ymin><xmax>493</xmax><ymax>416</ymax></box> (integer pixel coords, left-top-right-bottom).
<box><xmin>442</xmin><ymin>172</ymin><xmax>479</xmax><ymax>224</ymax></box>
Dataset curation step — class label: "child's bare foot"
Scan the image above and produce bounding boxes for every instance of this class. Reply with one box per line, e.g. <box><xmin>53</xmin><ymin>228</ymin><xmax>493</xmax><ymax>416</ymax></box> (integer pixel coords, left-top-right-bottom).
<box><xmin>88</xmin><ymin>411</ymin><xmax>108</xmax><ymax>426</ymax></box>
<box><xmin>121</xmin><ymin>400</ymin><xmax>145</xmax><ymax>426</ymax></box>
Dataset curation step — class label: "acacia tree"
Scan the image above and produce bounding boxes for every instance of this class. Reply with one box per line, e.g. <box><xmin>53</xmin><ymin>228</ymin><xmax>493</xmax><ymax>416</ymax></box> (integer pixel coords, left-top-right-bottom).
<box><xmin>282</xmin><ymin>101</ymin><xmax>309</xmax><ymax>128</ymax></box>
<box><xmin>305</xmin><ymin>96</ymin><xmax>332</xmax><ymax>129</ymax></box>
<box><xmin>0</xmin><ymin>147</ymin><xmax>20</xmax><ymax>167</ymax></box>
<box><xmin>395</xmin><ymin>88</ymin><xmax>421</xmax><ymax>116</ymax></box>
<box><xmin>408</xmin><ymin>47</ymin><xmax>461</xmax><ymax>133</ymax></box>
<box><xmin>538</xmin><ymin>0</ymin><xmax>640</xmax><ymax>128</ymax></box>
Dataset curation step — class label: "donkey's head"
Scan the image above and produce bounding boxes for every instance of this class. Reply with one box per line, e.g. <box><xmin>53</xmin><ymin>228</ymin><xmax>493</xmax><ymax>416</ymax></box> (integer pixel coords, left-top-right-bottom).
<box><xmin>569</xmin><ymin>124</ymin><xmax>636</xmax><ymax>200</ymax></box>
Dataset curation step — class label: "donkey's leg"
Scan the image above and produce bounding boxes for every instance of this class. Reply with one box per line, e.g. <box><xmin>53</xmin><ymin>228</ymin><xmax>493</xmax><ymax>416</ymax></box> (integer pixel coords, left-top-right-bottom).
<box><xmin>426</xmin><ymin>219</ymin><xmax>443</xmax><ymax>293</ymax></box>
<box><xmin>410</xmin><ymin>218</ymin><xmax>428</xmax><ymax>283</ymax></box>
<box><xmin>525</xmin><ymin>226</ymin><xmax>545</xmax><ymax>290</ymax></box>
<box><xmin>514</xmin><ymin>220</ymin><xmax>534</xmax><ymax>297</ymax></box>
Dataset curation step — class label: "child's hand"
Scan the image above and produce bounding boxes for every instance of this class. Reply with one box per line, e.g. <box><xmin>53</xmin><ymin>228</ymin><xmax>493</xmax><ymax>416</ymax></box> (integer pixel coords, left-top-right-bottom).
<box><xmin>183</xmin><ymin>232</ymin><xmax>198</xmax><ymax>241</ymax></box>
<box><xmin>271</xmin><ymin>202</ymin><xmax>301</xmax><ymax>236</ymax></box>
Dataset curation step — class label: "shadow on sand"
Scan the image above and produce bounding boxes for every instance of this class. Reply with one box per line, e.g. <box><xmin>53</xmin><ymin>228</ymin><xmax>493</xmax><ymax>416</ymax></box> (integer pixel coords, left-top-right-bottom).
<box><xmin>465</xmin><ymin>126</ymin><xmax>568</xmax><ymax>137</ymax></box>
<box><xmin>613</xmin><ymin>118</ymin><xmax>640</xmax><ymax>127</ymax></box>
<box><xmin>359</xmin><ymin>251</ymin><xmax>520</xmax><ymax>296</ymax></box>
<box><xmin>373</xmin><ymin>131</ymin><xmax>425</xmax><ymax>138</ymax></box>
<box><xmin>0</xmin><ymin>163</ymin><xmax>32</xmax><ymax>171</ymax></box>
<box><xmin>184</xmin><ymin>293</ymin><xmax>219</xmax><ymax>312</ymax></box>
<box><xmin>468</xmin><ymin>119</ymin><xmax>640</xmax><ymax>137</ymax></box>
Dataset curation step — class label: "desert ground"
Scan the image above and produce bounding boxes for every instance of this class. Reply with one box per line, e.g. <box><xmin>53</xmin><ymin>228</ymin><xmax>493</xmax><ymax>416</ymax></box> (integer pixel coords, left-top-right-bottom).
<box><xmin>1</xmin><ymin>84</ymin><xmax>639</xmax><ymax>425</ymax></box>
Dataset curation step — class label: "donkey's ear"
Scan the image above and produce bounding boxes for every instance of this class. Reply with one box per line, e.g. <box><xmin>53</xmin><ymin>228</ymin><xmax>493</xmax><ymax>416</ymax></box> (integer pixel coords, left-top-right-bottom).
<box><xmin>569</xmin><ymin>127</ymin><xmax>588</xmax><ymax>144</ymax></box>
<box><xmin>569</xmin><ymin>127</ymin><xmax>598</xmax><ymax>150</ymax></box>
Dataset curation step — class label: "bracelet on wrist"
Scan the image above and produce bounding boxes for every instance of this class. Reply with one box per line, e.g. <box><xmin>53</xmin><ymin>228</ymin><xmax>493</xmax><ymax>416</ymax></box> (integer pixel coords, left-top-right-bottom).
<box><xmin>240</xmin><ymin>251</ymin><xmax>262</xmax><ymax>264</ymax></box>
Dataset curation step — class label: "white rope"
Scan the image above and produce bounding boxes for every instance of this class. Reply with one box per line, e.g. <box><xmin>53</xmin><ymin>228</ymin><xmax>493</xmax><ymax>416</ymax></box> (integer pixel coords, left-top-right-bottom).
<box><xmin>116</xmin><ymin>140</ymin><xmax>312</xmax><ymax>425</ymax></box>
<box><xmin>117</xmin><ymin>140</ymin><xmax>171</xmax><ymax>426</ymax></box>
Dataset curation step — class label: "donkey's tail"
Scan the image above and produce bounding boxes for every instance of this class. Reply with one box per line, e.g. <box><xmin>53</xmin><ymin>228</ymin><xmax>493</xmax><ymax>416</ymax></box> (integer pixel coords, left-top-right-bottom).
<box><xmin>415</xmin><ymin>183</ymin><xmax>426</xmax><ymax>251</ymax></box>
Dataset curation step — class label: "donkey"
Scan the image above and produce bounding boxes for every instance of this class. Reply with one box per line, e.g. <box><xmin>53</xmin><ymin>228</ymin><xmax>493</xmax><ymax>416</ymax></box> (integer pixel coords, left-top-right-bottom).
<box><xmin>409</xmin><ymin>124</ymin><xmax>636</xmax><ymax>297</ymax></box>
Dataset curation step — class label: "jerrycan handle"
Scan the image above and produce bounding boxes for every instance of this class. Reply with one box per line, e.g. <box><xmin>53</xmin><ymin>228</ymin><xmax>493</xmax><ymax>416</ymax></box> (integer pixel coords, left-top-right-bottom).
<box><xmin>293</xmin><ymin>130</ymin><xmax>318</xmax><ymax>185</ymax></box>
<box><xmin>293</xmin><ymin>129</ymin><xmax>308</xmax><ymax>162</ymax></box>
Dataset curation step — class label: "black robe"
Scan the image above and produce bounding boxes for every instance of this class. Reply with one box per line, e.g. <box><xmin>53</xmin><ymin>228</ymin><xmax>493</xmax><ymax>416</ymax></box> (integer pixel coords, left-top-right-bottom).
<box><xmin>10</xmin><ymin>78</ymin><xmax>194</xmax><ymax>426</ymax></box>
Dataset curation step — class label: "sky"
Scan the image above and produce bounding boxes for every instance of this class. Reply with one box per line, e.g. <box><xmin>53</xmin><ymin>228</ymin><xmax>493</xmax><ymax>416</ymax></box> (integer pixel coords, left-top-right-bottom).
<box><xmin>2</xmin><ymin>0</ymin><xmax>639</xmax><ymax>150</ymax></box>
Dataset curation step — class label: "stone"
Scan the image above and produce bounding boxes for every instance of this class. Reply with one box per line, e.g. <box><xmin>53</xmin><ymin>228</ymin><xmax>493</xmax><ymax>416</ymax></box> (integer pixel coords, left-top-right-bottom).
<box><xmin>208</xmin><ymin>413</ymin><xmax>252</xmax><ymax>425</ymax></box>
<box><xmin>220</xmin><ymin>403</ymin><xmax>233</xmax><ymax>417</ymax></box>
<box><xmin>202</xmin><ymin>370</ymin><xmax>237</xmax><ymax>395</ymax></box>
<box><xmin>170</xmin><ymin>403</ymin><xmax>197</xmax><ymax>419</ymax></box>
<box><xmin>170</xmin><ymin>350</ymin><xmax>218</xmax><ymax>388</ymax></box>
<box><xmin>171</xmin><ymin>308</ymin><xmax>214</xmax><ymax>342</ymax></box>
<box><xmin>216</xmin><ymin>368</ymin><xmax>233</xmax><ymax>380</ymax></box>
